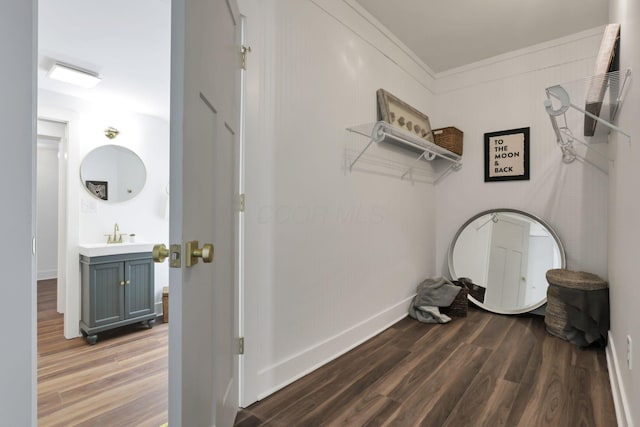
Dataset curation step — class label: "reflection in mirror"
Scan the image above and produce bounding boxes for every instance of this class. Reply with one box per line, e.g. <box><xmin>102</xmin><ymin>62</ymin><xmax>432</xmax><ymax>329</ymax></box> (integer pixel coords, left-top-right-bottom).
<box><xmin>448</xmin><ymin>209</ymin><xmax>565</xmax><ymax>315</ymax></box>
<box><xmin>80</xmin><ymin>145</ymin><xmax>146</xmax><ymax>203</ymax></box>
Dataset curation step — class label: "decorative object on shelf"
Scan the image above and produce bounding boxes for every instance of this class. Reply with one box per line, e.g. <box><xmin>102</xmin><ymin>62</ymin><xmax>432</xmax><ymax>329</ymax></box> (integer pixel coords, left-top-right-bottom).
<box><xmin>484</xmin><ymin>127</ymin><xmax>530</xmax><ymax>182</ymax></box>
<box><xmin>585</xmin><ymin>23</ymin><xmax>620</xmax><ymax>136</ymax></box>
<box><xmin>376</xmin><ymin>89</ymin><xmax>434</xmax><ymax>143</ymax></box>
<box><xmin>433</xmin><ymin>127</ymin><xmax>463</xmax><ymax>156</ymax></box>
<box><xmin>345</xmin><ymin>121</ymin><xmax>462</xmax><ymax>183</ymax></box>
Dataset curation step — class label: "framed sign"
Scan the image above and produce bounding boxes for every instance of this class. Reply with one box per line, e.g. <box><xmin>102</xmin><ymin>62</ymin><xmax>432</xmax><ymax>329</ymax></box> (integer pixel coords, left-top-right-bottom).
<box><xmin>86</xmin><ymin>180</ymin><xmax>108</xmax><ymax>200</ymax></box>
<box><xmin>484</xmin><ymin>127</ymin><xmax>530</xmax><ymax>182</ymax></box>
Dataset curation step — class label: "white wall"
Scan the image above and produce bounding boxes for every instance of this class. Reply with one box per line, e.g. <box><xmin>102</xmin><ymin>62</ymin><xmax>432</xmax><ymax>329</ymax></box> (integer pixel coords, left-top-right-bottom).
<box><xmin>433</xmin><ymin>28</ymin><xmax>609</xmax><ymax>281</ymax></box>
<box><xmin>37</xmin><ymin>140</ymin><xmax>59</xmax><ymax>279</ymax></box>
<box><xmin>607</xmin><ymin>1</ymin><xmax>640</xmax><ymax>425</ymax></box>
<box><xmin>0</xmin><ymin>0</ymin><xmax>36</xmax><ymax>424</ymax></box>
<box><xmin>39</xmin><ymin>90</ymin><xmax>170</xmax><ymax>337</ymax></box>
<box><xmin>241</xmin><ymin>0</ymin><xmax>438</xmax><ymax>404</ymax></box>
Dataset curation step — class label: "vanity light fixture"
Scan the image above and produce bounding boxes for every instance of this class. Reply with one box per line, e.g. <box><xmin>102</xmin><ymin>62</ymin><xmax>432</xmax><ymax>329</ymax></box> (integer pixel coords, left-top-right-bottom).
<box><xmin>104</xmin><ymin>127</ymin><xmax>120</xmax><ymax>139</ymax></box>
<box><xmin>48</xmin><ymin>62</ymin><xmax>102</xmax><ymax>88</ymax></box>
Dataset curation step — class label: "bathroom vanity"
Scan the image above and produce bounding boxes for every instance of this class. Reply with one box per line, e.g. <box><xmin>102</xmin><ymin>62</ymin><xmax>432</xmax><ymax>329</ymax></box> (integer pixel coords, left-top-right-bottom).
<box><xmin>79</xmin><ymin>243</ymin><xmax>156</xmax><ymax>344</ymax></box>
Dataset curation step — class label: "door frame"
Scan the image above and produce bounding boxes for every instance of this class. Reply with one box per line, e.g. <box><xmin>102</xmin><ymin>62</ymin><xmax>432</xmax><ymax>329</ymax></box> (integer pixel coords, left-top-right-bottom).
<box><xmin>36</xmin><ymin>118</ymin><xmax>68</xmax><ymax>316</ymax></box>
<box><xmin>36</xmin><ymin>107</ymin><xmax>84</xmax><ymax>340</ymax></box>
<box><xmin>30</xmin><ymin>1</ymin><xmax>246</xmax><ymax>425</ymax></box>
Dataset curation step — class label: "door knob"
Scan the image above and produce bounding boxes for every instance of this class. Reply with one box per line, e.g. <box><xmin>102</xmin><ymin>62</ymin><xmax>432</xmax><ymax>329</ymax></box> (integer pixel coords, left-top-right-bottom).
<box><xmin>152</xmin><ymin>243</ymin><xmax>182</xmax><ymax>268</ymax></box>
<box><xmin>186</xmin><ymin>240</ymin><xmax>214</xmax><ymax>267</ymax></box>
<box><xmin>152</xmin><ymin>244</ymin><xmax>169</xmax><ymax>263</ymax></box>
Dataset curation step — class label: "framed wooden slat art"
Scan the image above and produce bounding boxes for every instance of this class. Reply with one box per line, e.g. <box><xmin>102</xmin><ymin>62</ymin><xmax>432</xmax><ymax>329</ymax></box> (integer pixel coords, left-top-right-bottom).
<box><xmin>376</xmin><ymin>89</ymin><xmax>434</xmax><ymax>143</ymax></box>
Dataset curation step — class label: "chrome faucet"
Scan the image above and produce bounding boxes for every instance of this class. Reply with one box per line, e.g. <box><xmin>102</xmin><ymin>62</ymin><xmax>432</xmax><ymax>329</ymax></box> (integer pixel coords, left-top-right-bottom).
<box><xmin>106</xmin><ymin>223</ymin><xmax>123</xmax><ymax>244</ymax></box>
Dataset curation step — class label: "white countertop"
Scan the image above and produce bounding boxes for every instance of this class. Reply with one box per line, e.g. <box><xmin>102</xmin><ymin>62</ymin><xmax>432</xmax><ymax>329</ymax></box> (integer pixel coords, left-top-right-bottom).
<box><xmin>79</xmin><ymin>242</ymin><xmax>154</xmax><ymax>257</ymax></box>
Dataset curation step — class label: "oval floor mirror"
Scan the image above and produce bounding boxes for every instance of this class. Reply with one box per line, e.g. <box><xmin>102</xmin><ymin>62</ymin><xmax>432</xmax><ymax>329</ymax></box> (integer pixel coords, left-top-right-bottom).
<box><xmin>448</xmin><ymin>209</ymin><xmax>566</xmax><ymax>315</ymax></box>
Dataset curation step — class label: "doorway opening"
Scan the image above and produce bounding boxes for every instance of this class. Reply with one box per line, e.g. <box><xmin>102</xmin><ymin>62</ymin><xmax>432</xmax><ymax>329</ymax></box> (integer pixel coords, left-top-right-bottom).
<box><xmin>36</xmin><ymin>0</ymin><xmax>171</xmax><ymax>424</ymax></box>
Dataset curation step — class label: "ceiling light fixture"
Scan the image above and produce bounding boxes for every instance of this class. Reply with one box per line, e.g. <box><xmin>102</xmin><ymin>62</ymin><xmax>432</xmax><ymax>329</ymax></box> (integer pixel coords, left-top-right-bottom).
<box><xmin>48</xmin><ymin>62</ymin><xmax>102</xmax><ymax>88</ymax></box>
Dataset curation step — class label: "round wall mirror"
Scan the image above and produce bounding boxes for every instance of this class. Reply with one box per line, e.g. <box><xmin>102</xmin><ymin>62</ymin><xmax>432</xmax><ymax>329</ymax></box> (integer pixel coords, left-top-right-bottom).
<box><xmin>448</xmin><ymin>209</ymin><xmax>566</xmax><ymax>314</ymax></box>
<box><xmin>80</xmin><ymin>145</ymin><xmax>146</xmax><ymax>203</ymax></box>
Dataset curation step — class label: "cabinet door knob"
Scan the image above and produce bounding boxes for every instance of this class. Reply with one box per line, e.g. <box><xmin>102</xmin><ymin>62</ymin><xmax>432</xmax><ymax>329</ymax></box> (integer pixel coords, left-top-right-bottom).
<box><xmin>120</xmin><ymin>281</ymin><xmax>126</xmax><ymax>286</ymax></box>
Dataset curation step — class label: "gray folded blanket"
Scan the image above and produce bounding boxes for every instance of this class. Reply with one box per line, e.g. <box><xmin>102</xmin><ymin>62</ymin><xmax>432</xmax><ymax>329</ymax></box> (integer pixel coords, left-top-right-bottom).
<box><xmin>409</xmin><ymin>277</ymin><xmax>461</xmax><ymax>324</ymax></box>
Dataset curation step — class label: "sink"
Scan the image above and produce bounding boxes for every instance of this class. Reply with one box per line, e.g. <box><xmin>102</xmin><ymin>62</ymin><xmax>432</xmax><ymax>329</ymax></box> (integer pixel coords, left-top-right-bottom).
<box><xmin>79</xmin><ymin>242</ymin><xmax>154</xmax><ymax>257</ymax></box>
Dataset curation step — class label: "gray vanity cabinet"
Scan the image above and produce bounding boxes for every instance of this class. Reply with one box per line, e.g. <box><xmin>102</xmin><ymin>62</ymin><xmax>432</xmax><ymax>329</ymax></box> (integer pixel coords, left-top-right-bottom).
<box><xmin>80</xmin><ymin>252</ymin><xmax>156</xmax><ymax>344</ymax></box>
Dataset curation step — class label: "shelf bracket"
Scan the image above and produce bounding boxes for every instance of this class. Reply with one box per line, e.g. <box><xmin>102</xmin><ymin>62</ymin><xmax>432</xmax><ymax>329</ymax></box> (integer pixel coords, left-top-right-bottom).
<box><xmin>400</xmin><ymin>150</ymin><xmax>439</xmax><ymax>179</ymax></box>
<box><xmin>349</xmin><ymin>138</ymin><xmax>375</xmax><ymax>171</ymax></box>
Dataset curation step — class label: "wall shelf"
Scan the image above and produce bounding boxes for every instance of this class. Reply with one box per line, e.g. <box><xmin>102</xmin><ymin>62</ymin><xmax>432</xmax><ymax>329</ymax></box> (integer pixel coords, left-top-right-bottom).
<box><xmin>543</xmin><ymin>69</ymin><xmax>631</xmax><ymax>173</ymax></box>
<box><xmin>345</xmin><ymin>121</ymin><xmax>462</xmax><ymax>183</ymax></box>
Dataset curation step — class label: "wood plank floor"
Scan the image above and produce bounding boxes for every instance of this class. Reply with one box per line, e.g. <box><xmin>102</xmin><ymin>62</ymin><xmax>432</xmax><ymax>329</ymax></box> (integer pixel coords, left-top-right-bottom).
<box><xmin>37</xmin><ymin>279</ymin><xmax>168</xmax><ymax>427</ymax></box>
<box><xmin>236</xmin><ymin>307</ymin><xmax>617</xmax><ymax>427</ymax></box>
<box><xmin>38</xmin><ymin>279</ymin><xmax>617</xmax><ymax>426</ymax></box>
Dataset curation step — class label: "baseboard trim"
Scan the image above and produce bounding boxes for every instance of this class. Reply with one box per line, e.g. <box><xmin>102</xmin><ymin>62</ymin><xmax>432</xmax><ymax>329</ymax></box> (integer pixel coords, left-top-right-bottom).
<box><xmin>606</xmin><ymin>331</ymin><xmax>633</xmax><ymax>427</ymax></box>
<box><xmin>256</xmin><ymin>296</ymin><xmax>413</xmax><ymax>401</ymax></box>
<box><xmin>154</xmin><ymin>301</ymin><xmax>164</xmax><ymax>316</ymax></box>
<box><xmin>37</xmin><ymin>270</ymin><xmax>57</xmax><ymax>281</ymax></box>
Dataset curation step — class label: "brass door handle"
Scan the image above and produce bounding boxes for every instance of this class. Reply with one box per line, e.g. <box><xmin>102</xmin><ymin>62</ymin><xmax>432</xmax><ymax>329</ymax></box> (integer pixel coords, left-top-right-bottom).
<box><xmin>186</xmin><ymin>241</ymin><xmax>214</xmax><ymax>267</ymax></box>
<box><xmin>153</xmin><ymin>244</ymin><xmax>169</xmax><ymax>263</ymax></box>
<box><xmin>152</xmin><ymin>243</ymin><xmax>182</xmax><ymax>268</ymax></box>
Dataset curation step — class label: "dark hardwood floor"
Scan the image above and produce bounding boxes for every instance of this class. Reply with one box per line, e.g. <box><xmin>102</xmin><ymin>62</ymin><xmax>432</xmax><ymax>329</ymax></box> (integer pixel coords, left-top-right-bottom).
<box><xmin>236</xmin><ymin>307</ymin><xmax>617</xmax><ymax>427</ymax></box>
<box><xmin>37</xmin><ymin>279</ymin><xmax>168</xmax><ymax>427</ymax></box>
<box><xmin>38</xmin><ymin>279</ymin><xmax>617</xmax><ymax>426</ymax></box>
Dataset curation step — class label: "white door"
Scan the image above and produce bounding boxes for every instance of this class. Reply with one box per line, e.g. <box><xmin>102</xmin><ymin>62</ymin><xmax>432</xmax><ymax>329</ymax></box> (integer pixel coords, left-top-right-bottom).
<box><xmin>486</xmin><ymin>215</ymin><xmax>530</xmax><ymax>309</ymax></box>
<box><xmin>166</xmin><ymin>0</ymin><xmax>241</xmax><ymax>425</ymax></box>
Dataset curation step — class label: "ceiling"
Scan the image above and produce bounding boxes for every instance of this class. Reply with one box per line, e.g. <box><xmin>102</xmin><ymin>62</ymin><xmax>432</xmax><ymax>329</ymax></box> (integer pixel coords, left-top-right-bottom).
<box><xmin>38</xmin><ymin>1</ymin><xmax>608</xmax><ymax>120</ymax></box>
<box><xmin>354</xmin><ymin>0</ymin><xmax>609</xmax><ymax>73</ymax></box>
<box><xmin>38</xmin><ymin>0</ymin><xmax>171</xmax><ymax>120</ymax></box>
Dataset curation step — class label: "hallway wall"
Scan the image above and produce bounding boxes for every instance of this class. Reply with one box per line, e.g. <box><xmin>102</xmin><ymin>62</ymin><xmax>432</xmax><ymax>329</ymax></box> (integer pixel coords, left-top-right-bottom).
<box><xmin>241</xmin><ymin>0</ymin><xmax>438</xmax><ymax>403</ymax></box>
<box><xmin>433</xmin><ymin>28</ymin><xmax>609</xmax><ymax>280</ymax></box>
<box><xmin>608</xmin><ymin>1</ymin><xmax>640</xmax><ymax>425</ymax></box>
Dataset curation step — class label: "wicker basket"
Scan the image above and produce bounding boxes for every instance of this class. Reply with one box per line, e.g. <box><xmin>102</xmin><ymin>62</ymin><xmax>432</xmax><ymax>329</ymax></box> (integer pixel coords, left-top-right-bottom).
<box><xmin>441</xmin><ymin>287</ymin><xmax>468</xmax><ymax>317</ymax></box>
<box><xmin>544</xmin><ymin>269</ymin><xmax>607</xmax><ymax>340</ymax></box>
<box><xmin>432</xmin><ymin>127</ymin><xmax>463</xmax><ymax>155</ymax></box>
<box><xmin>544</xmin><ymin>285</ymin><xmax>567</xmax><ymax>339</ymax></box>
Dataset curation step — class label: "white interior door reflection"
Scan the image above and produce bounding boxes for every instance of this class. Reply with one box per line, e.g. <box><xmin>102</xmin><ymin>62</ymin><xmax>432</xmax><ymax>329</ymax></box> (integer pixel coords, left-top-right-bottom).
<box><xmin>486</xmin><ymin>214</ymin><xmax>530</xmax><ymax>308</ymax></box>
<box><xmin>449</xmin><ymin>209</ymin><xmax>565</xmax><ymax>315</ymax></box>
